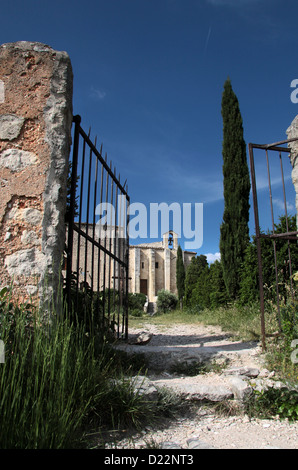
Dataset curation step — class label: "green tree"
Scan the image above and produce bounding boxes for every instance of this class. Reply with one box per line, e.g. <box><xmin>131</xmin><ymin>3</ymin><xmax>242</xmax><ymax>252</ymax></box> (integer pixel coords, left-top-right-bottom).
<box><xmin>191</xmin><ymin>265</ymin><xmax>210</xmax><ymax>310</ymax></box>
<box><xmin>176</xmin><ymin>245</ymin><xmax>185</xmax><ymax>308</ymax></box>
<box><xmin>191</xmin><ymin>260</ymin><xmax>228</xmax><ymax>310</ymax></box>
<box><xmin>239</xmin><ymin>215</ymin><xmax>298</xmax><ymax>305</ymax></box>
<box><xmin>274</xmin><ymin>215</ymin><xmax>298</xmax><ymax>302</ymax></box>
<box><xmin>219</xmin><ymin>78</ymin><xmax>250</xmax><ymax>299</ymax></box>
<box><xmin>184</xmin><ymin>255</ymin><xmax>208</xmax><ymax>307</ymax></box>
<box><xmin>208</xmin><ymin>260</ymin><xmax>228</xmax><ymax>309</ymax></box>
<box><xmin>239</xmin><ymin>241</ymin><xmax>259</xmax><ymax>305</ymax></box>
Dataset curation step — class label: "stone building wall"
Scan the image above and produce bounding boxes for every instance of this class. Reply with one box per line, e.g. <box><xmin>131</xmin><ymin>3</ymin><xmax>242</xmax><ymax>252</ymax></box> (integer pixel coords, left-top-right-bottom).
<box><xmin>0</xmin><ymin>42</ymin><xmax>73</xmax><ymax>313</ymax></box>
<box><xmin>66</xmin><ymin>223</ymin><xmax>126</xmax><ymax>293</ymax></box>
<box><xmin>129</xmin><ymin>231</ymin><xmax>196</xmax><ymax>303</ymax></box>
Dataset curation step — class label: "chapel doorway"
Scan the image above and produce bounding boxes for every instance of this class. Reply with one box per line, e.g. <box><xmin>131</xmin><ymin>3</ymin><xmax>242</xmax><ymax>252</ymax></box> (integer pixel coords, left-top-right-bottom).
<box><xmin>140</xmin><ymin>279</ymin><xmax>148</xmax><ymax>295</ymax></box>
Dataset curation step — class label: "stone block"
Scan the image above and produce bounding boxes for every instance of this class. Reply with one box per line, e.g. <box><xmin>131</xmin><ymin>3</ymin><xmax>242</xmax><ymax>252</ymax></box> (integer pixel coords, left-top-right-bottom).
<box><xmin>160</xmin><ymin>442</ymin><xmax>182</xmax><ymax>449</ymax></box>
<box><xmin>162</xmin><ymin>381</ymin><xmax>233</xmax><ymax>402</ymax></box>
<box><xmin>131</xmin><ymin>376</ymin><xmax>159</xmax><ymax>403</ymax></box>
<box><xmin>5</xmin><ymin>248</ymin><xmax>46</xmax><ymax>276</ymax></box>
<box><xmin>0</xmin><ymin>148</ymin><xmax>37</xmax><ymax>172</ymax></box>
<box><xmin>21</xmin><ymin>229</ymin><xmax>40</xmax><ymax>246</ymax></box>
<box><xmin>22</xmin><ymin>208</ymin><xmax>42</xmax><ymax>225</ymax></box>
<box><xmin>0</xmin><ymin>114</ymin><xmax>25</xmax><ymax>140</ymax></box>
<box><xmin>227</xmin><ymin>376</ymin><xmax>253</xmax><ymax>402</ymax></box>
<box><xmin>223</xmin><ymin>366</ymin><xmax>260</xmax><ymax>378</ymax></box>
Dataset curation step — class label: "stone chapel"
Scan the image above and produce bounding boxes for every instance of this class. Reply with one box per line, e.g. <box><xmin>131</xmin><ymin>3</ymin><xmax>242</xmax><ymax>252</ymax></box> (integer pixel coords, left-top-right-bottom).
<box><xmin>128</xmin><ymin>231</ymin><xmax>196</xmax><ymax>309</ymax></box>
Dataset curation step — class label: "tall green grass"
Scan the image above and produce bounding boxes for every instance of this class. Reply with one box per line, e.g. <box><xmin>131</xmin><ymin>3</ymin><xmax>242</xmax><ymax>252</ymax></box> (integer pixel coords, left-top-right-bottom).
<box><xmin>0</xmin><ymin>287</ymin><xmax>169</xmax><ymax>449</ymax></box>
<box><xmin>0</xmin><ymin>292</ymin><xmax>105</xmax><ymax>448</ymax></box>
<box><xmin>191</xmin><ymin>302</ymin><xmax>279</xmax><ymax>341</ymax></box>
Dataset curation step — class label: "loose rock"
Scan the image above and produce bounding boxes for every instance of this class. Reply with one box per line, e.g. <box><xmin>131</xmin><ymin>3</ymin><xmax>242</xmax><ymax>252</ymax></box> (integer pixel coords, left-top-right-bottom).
<box><xmin>128</xmin><ymin>331</ymin><xmax>153</xmax><ymax>345</ymax></box>
<box><xmin>224</xmin><ymin>367</ymin><xmax>260</xmax><ymax>378</ymax></box>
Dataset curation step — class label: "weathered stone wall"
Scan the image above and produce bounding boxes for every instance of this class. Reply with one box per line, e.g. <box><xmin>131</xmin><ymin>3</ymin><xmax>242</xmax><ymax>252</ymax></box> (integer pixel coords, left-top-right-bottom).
<box><xmin>0</xmin><ymin>41</ymin><xmax>73</xmax><ymax>313</ymax></box>
<box><xmin>287</xmin><ymin>115</ymin><xmax>298</xmax><ymax>225</ymax></box>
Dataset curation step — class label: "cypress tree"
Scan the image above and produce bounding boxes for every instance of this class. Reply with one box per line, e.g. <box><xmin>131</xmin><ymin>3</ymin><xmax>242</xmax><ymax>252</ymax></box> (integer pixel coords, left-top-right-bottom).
<box><xmin>176</xmin><ymin>244</ymin><xmax>185</xmax><ymax>308</ymax></box>
<box><xmin>219</xmin><ymin>78</ymin><xmax>250</xmax><ymax>299</ymax></box>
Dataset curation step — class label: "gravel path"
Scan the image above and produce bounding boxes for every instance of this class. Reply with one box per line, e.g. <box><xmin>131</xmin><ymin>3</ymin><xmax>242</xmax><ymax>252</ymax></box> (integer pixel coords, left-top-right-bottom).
<box><xmin>108</xmin><ymin>322</ymin><xmax>298</xmax><ymax>450</ymax></box>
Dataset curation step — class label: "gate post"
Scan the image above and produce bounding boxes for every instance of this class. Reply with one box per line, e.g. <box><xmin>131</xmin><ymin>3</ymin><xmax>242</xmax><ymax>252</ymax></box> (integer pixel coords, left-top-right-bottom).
<box><xmin>0</xmin><ymin>42</ymin><xmax>73</xmax><ymax>317</ymax></box>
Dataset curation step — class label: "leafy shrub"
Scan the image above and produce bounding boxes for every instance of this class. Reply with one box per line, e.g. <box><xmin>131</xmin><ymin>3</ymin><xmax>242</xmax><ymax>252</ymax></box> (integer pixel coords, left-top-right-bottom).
<box><xmin>129</xmin><ymin>308</ymin><xmax>143</xmax><ymax>318</ymax></box>
<box><xmin>157</xmin><ymin>289</ymin><xmax>178</xmax><ymax>313</ymax></box>
<box><xmin>128</xmin><ymin>292</ymin><xmax>146</xmax><ymax>311</ymax></box>
<box><xmin>280</xmin><ymin>301</ymin><xmax>298</xmax><ymax>342</ymax></box>
<box><xmin>246</xmin><ymin>387</ymin><xmax>298</xmax><ymax>421</ymax></box>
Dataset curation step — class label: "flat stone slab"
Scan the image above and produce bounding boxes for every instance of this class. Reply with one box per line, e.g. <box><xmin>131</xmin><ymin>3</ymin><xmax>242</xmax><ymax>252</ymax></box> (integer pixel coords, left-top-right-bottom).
<box><xmin>114</xmin><ymin>343</ymin><xmax>249</xmax><ymax>372</ymax></box>
<box><xmin>153</xmin><ymin>377</ymin><xmax>233</xmax><ymax>402</ymax></box>
<box><xmin>223</xmin><ymin>367</ymin><xmax>260</xmax><ymax>378</ymax></box>
<box><xmin>114</xmin><ymin>328</ymin><xmax>260</xmax><ymax>373</ymax></box>
<box><xmin>187</xmin><ymin>438</ymin><xmax>216</xmax><ymax>450</ymax></box>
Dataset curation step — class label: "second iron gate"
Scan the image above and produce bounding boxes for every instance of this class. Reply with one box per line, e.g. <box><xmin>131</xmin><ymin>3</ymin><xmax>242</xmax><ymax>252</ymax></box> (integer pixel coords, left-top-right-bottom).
<box><xmin>248</xmin><ymin>137</ymin><xmax>298</xmax><ymax>350</ymax></box>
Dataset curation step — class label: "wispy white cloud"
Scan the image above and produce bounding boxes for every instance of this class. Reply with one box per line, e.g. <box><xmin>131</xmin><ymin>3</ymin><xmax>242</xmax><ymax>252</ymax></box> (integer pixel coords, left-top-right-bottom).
<box><xmin>273</xmin><ymin>198</ymin><xmax>295</xmax><ymax>213</ymax></box>
<box><xmin>90</xmin><ymin>86</ymin><xmax>106</xmax><ymax>101</ymax></box>
<box><xmin>204</xmin><ymin>26</ymin><xmax>212</xmax><ymax>55</ymax></box>
<box><xmin>163</xmin><ymin>161</ymin><xmax>223</xmax><ymax>204</ymax></box>
<box><xmin>206</xmin><ymin>0</ymin><xmax>280</xmax><ymax>45</ymax></box>
<box><xmin>255</xmin><ymin>169</ymin><xmax>292</xmax><ymax>192</ymax></box>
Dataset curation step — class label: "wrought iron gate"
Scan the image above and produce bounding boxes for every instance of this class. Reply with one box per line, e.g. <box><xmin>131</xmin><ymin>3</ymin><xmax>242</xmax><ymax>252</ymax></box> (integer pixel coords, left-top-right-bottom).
<box><xmin>65</xmin><ymin>115</ymin><xmax>130</xmax><ymax>339</ymax></box>
<box><xmin>248</xmin><ymin>137</ymin><xmax>298</xmax><ymax>350</ymax></box>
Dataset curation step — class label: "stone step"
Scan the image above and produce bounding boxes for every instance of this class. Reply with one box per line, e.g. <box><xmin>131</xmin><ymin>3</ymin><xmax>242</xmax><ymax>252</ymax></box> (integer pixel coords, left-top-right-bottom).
<box><xmin>127</xmin><ymin>367</ymin><xmax>292</xmax><ymax>406</ymax></box>
<box><xmin>115</xmin><ymin>330</ymin><xmax>260</xmax><ymax>374</ymax></box>
<box><xmin>115</xmin><ymin>341</ymin><xmax>251</xmax><ymax>373</ymax></box>
<box><xmin>152</xmin><ymin>378</ymin><xmax>234</xmax><ymax>402</ymax></box>
<box><xmin>129</xmin><ymin>375</ymin><xmax>234</xmax><ymax>403</ymax></box>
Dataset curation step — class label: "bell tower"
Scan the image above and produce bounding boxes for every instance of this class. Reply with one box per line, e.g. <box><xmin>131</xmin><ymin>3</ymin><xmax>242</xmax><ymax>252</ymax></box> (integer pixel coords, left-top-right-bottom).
<box><xmin>163</xmin><ymin>231</ymin><xmax>178</xmax><ymax>250</ymax></box>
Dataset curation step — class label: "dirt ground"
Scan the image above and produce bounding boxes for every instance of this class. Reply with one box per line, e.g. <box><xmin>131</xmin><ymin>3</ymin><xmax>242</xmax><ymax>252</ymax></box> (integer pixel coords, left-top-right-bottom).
<box><xmin>108</xmin><ymin>322</ymin><xmax>298</xmax><ymax>450</ymax></box>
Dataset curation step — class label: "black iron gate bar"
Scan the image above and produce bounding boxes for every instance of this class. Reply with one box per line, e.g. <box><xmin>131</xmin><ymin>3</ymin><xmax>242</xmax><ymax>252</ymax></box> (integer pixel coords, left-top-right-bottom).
<box><xmin>248</xmin><ymin>137</ymin><xmax>298</xmax><ymax>351</ymax></box>
<box><xmin>66</xmin><ymin>115</ymin><xmax>130</xmax><ymax>339</ymax></box>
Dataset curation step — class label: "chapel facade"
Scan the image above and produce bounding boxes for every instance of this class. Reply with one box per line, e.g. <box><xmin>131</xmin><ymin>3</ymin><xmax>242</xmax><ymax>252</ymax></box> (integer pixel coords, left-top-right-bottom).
<box><xmin>128</xmin><ymin>231</ymin><xmax>196</xmax><ymax>305</ymax></box>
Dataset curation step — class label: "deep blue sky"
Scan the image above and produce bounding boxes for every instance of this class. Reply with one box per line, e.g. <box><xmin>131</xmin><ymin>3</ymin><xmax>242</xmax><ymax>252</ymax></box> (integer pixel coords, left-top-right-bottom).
<box><xmin>1</xmin><ymin>0</ymin><xmax>298</xmax><ymax>262</ymax></box>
